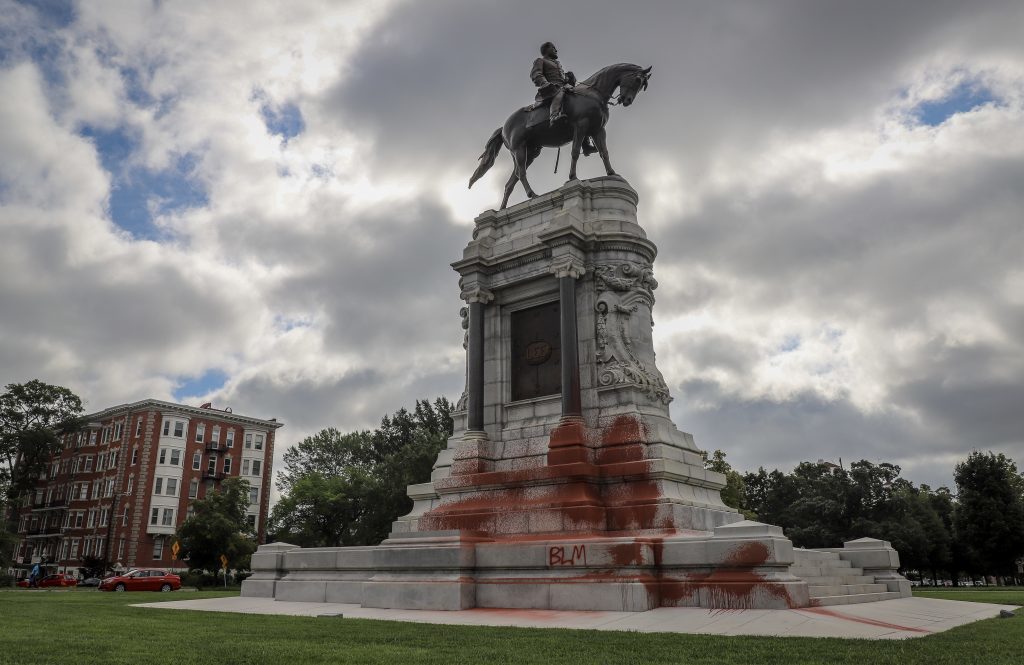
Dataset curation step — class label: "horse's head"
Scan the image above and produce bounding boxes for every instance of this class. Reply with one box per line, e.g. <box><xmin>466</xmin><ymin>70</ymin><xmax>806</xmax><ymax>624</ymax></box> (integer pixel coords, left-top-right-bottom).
<box><xmin>618</xmin><ymin>65</ymin><xmax>652</xmax><ymax>107</ymax></box>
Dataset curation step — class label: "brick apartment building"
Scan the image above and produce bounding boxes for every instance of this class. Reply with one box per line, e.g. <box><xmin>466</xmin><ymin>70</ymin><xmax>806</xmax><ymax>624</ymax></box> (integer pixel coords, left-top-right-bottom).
<box><xmin>10</xmin><ymin>399</ymin><xmax>282</xmax><ymax>579</ymax></box>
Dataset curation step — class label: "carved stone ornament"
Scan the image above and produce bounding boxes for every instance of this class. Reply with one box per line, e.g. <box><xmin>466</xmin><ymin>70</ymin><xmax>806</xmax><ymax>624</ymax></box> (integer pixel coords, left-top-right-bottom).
<box><xmin>549</xmin><ymin>256</ymin><xmax>586</xmax><ymax>279</ymax></box>
<box><xmin>456</xmin><ymin>306</ymin><xmax>470</xmax><ymax>411</ymax></box>
<box><xmin>593</xmin><ymin>262</ymin><xmax>671</xmax><ymax>404</ymax></box>
<box><xmin>460</xmin><ymin>286</ymin><xmax>495</xmax><ymax>304</ymax></box>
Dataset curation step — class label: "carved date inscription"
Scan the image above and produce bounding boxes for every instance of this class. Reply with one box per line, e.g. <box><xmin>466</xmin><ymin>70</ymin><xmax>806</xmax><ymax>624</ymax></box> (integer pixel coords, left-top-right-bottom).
<box><xmin>549</xmin><ymin>545</ymin><xmax>587</xmax><ymax>567</ymax></box>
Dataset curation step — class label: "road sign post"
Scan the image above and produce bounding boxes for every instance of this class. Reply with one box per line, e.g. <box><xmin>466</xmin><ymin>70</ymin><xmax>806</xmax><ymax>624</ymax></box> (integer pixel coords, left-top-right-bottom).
<box><xmin>220</xmin><ymin>554</ymin><xmax>229</xmax><ymax>589</ymax></box>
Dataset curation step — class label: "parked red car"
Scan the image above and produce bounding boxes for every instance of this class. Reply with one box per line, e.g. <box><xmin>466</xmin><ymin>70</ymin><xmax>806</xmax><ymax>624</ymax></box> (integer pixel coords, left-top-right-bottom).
<box><xmin>98</xmin><ymin>569</ymin><xmax>181</xmax><ymax>592</ymax></box>
<box><xmin>17</xmin><ymin>573</ymin><xmax>79</xmax><ymax>588</ymax></box>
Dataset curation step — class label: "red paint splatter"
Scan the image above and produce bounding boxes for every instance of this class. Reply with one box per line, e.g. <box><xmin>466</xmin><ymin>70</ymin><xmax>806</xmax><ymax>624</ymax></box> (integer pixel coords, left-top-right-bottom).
<box><xmin>797</xmin><ymin>607</ymin><xmax>930</xmax><ymax>633</ymax></box>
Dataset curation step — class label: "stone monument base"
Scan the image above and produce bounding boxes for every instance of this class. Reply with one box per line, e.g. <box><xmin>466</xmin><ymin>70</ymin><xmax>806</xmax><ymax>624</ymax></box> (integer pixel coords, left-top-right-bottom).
<box><xmin>242</xmin><ymin>525</ymin><xmax>910</xmax><ymax>611</ymax></box>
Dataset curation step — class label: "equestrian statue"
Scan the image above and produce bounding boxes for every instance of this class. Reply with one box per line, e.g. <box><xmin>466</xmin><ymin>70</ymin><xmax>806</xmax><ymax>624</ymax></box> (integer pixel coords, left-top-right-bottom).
<box><xmin>469</xmin><ymin>42</ymin><xmax>652</xmax><ymax>210</ymax></box>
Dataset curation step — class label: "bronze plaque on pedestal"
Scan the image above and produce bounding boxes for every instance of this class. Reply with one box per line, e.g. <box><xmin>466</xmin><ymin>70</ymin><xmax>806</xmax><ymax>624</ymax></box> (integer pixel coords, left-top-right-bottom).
<box><xmin>511</xmin><ymin>302</ymin><xmax>561</xmax><ymax>401</ymax></box>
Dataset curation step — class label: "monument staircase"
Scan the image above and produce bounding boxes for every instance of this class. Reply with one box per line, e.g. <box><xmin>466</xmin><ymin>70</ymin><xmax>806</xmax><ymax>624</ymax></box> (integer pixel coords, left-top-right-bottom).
<box><xmin>791</xmin><ymin>549</ymin><xmax>904</xmax><ymax>606</ymax></box>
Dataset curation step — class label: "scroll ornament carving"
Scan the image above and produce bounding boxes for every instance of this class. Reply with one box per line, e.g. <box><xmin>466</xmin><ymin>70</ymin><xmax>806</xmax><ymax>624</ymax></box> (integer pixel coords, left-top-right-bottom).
<box><xmin>594</xmin><ymin>262</ymin><xmax>671</xmax><ymax>404</ymax></box>
<box><xmin>456</xmin><ymin>306</ymin><xmax>470</xmax><ymax>411</ymax></box>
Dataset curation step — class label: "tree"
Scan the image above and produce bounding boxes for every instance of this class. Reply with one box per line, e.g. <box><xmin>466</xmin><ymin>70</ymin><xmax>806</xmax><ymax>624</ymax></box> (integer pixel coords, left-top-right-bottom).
<box><xmin>0</xmin><ymin>380</ymin><xmax>84</xmax><ymax>499</ymax></box>
<box><xmin>270</xmin><ymin>397</ymin><xmax>453</xmax><ymax>547</ymax></box>
<box><xmin>701</xmin><ymin>450</ymin><xmax>753</xmax><ymax>518</ymax></box>
<box><xmin>954</xmin><ymin>451</ymin><xmax>1024</xmax><ymax>580</ymax></box>
<box><xmin>176</xmin><ymin>477</ymin><xmax>256</xmax><ymax>573</ymax></box>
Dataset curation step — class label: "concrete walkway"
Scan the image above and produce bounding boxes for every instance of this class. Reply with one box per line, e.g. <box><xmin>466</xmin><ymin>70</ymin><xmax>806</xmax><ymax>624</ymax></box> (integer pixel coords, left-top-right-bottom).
<box><xmin>134</xmin><ymin>596</ymin><xmax>1016</xmax><ymax>640</ymax></box>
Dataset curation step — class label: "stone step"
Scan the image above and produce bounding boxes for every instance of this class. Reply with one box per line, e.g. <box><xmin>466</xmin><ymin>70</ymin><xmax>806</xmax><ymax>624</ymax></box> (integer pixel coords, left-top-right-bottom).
<box><xmin>811</xmin><ymin>591</ymin><xmax>904</xmax><ymax>607</ymax></box>
<box><xmin>808</xmin><ymin>583</ymin><xmax>889</xmax><ymax>598</ymax></box>
<box><xmin>797</xmin><ymin>575</ymin><xmax>875</xmax><ymax>586</ymax></box>
<box><xmin>790</xmin><ymin>564</ymin><xmax>858</xmax><ymax>577</ymax></box>
<box><xmin>792</xmin><ymin>549</ymin><xmax>840</xmax><ymax>562</ymax></box>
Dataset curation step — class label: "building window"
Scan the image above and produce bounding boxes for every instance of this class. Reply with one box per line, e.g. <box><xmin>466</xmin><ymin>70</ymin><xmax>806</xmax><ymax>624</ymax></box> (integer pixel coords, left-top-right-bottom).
<box><xmin>249</xmin><ymin>487</ymin><xmax>259</xmax><ymax>505</ymax></box>
<box><xmin>122</xmin><ymin>506</ymin><xmax>130</xmax><ymax>526</ymax></box>
<box><xmin>242</xmin><ymin>459</ymin><xmax>250</xmax><ymax>475</ymax></box>
<box><xmin>150</xmin><ymin>508</ymin><xmax>160</xmax><ymax>525</ymax></box>
<box><xmin>126</xmin><ymin>475</ymin><xmax>134</xmax><ymax>495</ymax></box>
<box><xmin>60</xmin><ymin>540</ymin><xmax>69</xmax><ymax>560</ymax></box>
<box><xmin>170</xmin><ymin>449</ymin><xmax>181</xmax><ymax>466</ymax></box>
<box><xmin>136</xmin><ymin>418</ymin><xmax>143</xmax><ymax>437</ymax></box>
<box><xmin>207</xmin><ymin>456</ymin><xmax>216</xmax><ymax>474</ymax></box>
<box><xmin>70</xmin><ymin>539</ymin><xmax>80</xmax><ymax>559</ymax></box>
<box><xmin>251</xmin><ymin>460</ymin><xmax>261</xmax><ymax>476</ymax></box>
<box><xmin>196</xmin><ymin>423</ymin><xmax>205</xmax><ymax>443</ymax></box>
<box><xmin>162</xmin><ymin>421</ymin><xmax>170</xmax><ymax>436</ymax></box>
<box><xmin>247</xmin><ymin>514</ymin><xmax>257</xmax><ymax>531</ymax></box>
<box><xmin>226</xmin><ymin>430</ymin><xmax>235</xmax><ymax>447</ymax></box>
<box><xmin>158</xmin><ymin>448</ymin><xmax>167</xmax><ymax>465</ymax></box>
<box><xmin>166</xmin><ymin>478</ymin><xmax>178</xmax><ymax>497</ymax></box>
<box><xmin>131</xmin><ymin>448</ymin><xmax>138</xmax><ymax>466</ymax></box>
<box><xmin>223</xmin><ymin>457</ymin><xmax>232</xmax><ymax>474</ymax></box>
<box><xmin>78</xmin><ymin>484</ymin><xmax>88</xmax><ymax>500</ymax></box>
<box><xmin>74</xmin><ymin>512</ymin><xmax>84</xmax><ymax>528</ymax></box>
<box><xmin>173</xmin><ymin>421</ymin><xmax>184</xmax><ymax>437</ymax></box>
<box><xmin>113</xmin><ymin>422</ymin><xmax>122</xmax><ymax>440</ymax></box>
<box><xmin>117</xmin><ymin>538</ymin><xmax>125</xmax><ymax>561</ymax></box>
<box><xmin>89</xmin><ymin>431</ymin><xmax>97</xmax><ymax>445</ymax></box>
<box><xmin>189</xmin><ymin>479</ymin><xmax>199</xmax><ymax>499</ymax></box>
<box><xmin>192</xmin><ymin>452</ymin><xmax>201</xmax><ymax>470</ymax></box>
<box><xmin>155</xmin><ymin>478</ymin><xmax>164</xmax><ymax>495</ymax></box>
<box><xmin>105</xmin><ymin>479</ymin><xmax>114</xmax><ymax>497</ymax></box>
<box><xmin>87</xmin><ymin>510</ymin><xmax>96</xmax><ymax>528</ymax></box>
<box><xmin>162</xmin><ymin>508</ymin><xmax>174</xmax><ymax>526</ymax></box>
<box><xmin>244</xmin><ymin>433</ymin><xmax>252</xmax><ymax>449</ymax></box>
<box><xmin>211</xmin><ymin>426</ymin><xmax>220</xmax><ymax>443</ymax></box>
<box><xmin>110</xmin><ymin>450</ymin><xmax>118</xmax><ymax>468</ymax></box>
<box><xmin>84</xmin><ymin>456</ymin><xmax>93</xmax><ymax>472</ymax></box>
<box><xmin>153</xmin><ymin>539</ymin><xmax>164</xmax><ymax>559</ymax></box>
<box><xmin>255</xmin><ymin>434</ymin><xmax>264</xmax><ymax>450</ymax></box>
<box><xmin>100</xmin><ymin>508</ymin><xmax>109</xmax><ymax>527</ymax></box>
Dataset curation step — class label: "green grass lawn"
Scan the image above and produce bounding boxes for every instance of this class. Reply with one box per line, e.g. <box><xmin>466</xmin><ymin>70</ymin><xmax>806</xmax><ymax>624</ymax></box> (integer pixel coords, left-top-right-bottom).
<box><xmin>0</xmin><ymin>588</ymin><xmax>1020</xmax><ymax>665</ymax></box>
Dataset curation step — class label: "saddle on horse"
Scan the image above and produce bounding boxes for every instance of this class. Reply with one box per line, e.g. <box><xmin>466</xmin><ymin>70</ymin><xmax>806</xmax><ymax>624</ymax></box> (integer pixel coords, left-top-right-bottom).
<box><xmin>521</xmin><ymin>91</ymin><xmax>597</xmax><ymax>155</ymax></box>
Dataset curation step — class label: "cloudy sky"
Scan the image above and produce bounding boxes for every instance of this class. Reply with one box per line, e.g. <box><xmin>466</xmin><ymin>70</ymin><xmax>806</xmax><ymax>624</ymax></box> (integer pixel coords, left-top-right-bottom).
<box><xmin>2</xmin><ymin>0</ymin><xmax>1023</xmax><ymax>494</ymax></box>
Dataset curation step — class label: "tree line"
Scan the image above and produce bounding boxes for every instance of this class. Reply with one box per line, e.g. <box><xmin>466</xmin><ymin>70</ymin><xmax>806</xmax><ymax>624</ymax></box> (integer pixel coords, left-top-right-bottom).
<box><xmin>4</xmin><ymin>380</ymin><xmax>1021</xmax><ymax>586</ymax></box>
<box><xmin>705</xmin><ymin>449</ymin><xmax>1024</xmax><ymax>584</ymax></box>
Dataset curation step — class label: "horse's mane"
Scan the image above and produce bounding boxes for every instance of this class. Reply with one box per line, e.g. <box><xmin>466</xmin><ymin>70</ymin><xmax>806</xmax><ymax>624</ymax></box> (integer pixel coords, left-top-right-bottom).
<box><xmin>579</xmin><ymin>63</ymin><xmax>642</xmax><ymax>91</ymax></box>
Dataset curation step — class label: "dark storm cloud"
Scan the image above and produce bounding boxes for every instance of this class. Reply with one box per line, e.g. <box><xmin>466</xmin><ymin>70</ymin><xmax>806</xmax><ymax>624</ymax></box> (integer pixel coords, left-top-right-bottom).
<box><xmin>257</xmin><ymin>198</ymin><xmax>468</xmax><ymax>354</ymax></box>
<box><xmin>672</xmin><ymin>378</ymin><xmax>950</xmax><ymax>485</ymax></box>
<box><xmin>320</xmin><ymin>0</ymin><xmax>1018</xmax><ymax>190</ymax></box>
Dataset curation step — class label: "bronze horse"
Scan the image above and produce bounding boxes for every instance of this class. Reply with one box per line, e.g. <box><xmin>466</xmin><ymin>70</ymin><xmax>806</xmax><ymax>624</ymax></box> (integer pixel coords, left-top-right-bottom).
<box><xmin>469</xmin><ymin>63</ymin><xmax>652</xmax><ymax>210</ymax></box>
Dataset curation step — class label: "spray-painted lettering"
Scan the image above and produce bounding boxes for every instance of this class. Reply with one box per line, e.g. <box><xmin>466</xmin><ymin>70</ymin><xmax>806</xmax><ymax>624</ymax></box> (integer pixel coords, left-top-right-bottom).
<box><xmin>548</xmin><ymin>544</ymin><xmax>587</xmax><ymax>566</ymax></box>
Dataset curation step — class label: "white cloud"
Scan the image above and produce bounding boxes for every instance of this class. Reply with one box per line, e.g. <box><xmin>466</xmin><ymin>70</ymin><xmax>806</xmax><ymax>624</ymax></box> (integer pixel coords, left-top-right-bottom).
<box><xmin>1</xmin><ymin>0</ymin><xmax>1023</xmax><ymax>497</ymax></box>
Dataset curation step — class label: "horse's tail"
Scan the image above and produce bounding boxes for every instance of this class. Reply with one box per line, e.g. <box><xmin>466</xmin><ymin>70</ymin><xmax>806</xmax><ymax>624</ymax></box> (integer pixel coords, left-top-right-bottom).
<box><xmin>468</xmin><ymin>127</ymin><xmax>503</xmax><ymax>189</ymax></box>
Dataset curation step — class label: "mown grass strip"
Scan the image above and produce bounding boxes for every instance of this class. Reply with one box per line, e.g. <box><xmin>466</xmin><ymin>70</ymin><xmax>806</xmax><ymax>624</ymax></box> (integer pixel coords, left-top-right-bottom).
<box><xmin>0</xmin><ymin>588</ymin><xmax>1020</xmax><ymax>665</ymax></box>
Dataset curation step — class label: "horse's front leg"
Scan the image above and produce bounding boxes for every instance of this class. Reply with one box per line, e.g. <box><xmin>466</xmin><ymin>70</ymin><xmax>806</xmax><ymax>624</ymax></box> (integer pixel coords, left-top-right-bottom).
<box><xmin>592</xmin><ymin>126</ymin><xmax>616</xmax><ymax>177</ymax></box>
<box><xmin>567</xmin><ymin>121</ymin><xmax>588</xmax><ymax>181</ymax></box>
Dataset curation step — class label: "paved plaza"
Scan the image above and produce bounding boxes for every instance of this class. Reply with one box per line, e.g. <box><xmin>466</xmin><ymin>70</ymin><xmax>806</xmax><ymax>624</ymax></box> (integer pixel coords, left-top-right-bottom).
<box><xmin>136</xmin><ymin>596</ymin><xmax>1016</xmax><ymax>640</ymax></box>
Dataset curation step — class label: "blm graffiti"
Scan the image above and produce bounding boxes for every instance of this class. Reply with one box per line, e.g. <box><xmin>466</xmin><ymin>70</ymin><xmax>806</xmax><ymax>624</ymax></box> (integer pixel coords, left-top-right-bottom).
<box><xmin>549</xmin><ymin>544</ymin><xmax>587</xmax><ymax>566</ymax></box>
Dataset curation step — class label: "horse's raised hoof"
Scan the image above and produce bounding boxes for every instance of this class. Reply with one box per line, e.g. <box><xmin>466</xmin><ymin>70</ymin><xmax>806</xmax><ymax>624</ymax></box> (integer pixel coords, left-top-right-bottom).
<box><xmin>526</xmin><ymin>191</ymin><xmax>537</xmax><ymax>199</ymax></box>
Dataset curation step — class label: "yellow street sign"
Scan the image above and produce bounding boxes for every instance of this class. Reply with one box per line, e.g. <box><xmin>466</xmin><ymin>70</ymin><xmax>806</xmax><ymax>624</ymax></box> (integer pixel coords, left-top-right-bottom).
<box><xmin>220</xmin><ymin>554</ymin><xmax>228</xmax><ymax>569</ymax></box>
<box><xmin>171</xmin><ymin>541</ymin><xmax>180</xmax><ymax>560</ymax></box>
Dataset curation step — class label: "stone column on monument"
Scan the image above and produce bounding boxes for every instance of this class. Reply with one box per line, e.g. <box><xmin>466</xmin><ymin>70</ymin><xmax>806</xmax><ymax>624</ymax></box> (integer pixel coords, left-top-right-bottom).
<box><xmin>548</xmin><ymin>257</ymin><xmax>588</xmax><ymax>466</ymax></box>
<box><xmin>452</xmin><ymin>284</ymin><xmax>494</xmax><ymax>474</ymax></box>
